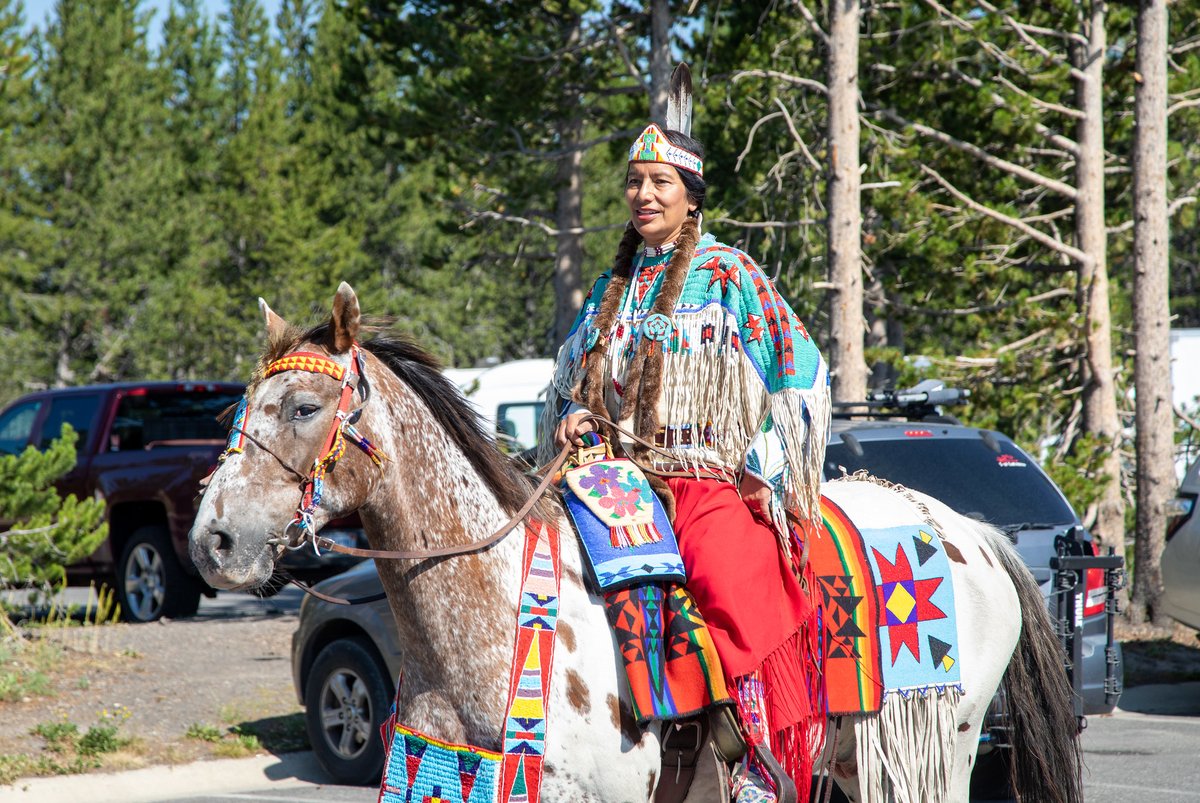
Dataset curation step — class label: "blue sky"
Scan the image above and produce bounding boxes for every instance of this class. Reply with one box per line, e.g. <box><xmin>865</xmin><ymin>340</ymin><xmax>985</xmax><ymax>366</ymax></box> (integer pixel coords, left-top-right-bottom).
<box><xmin>22</xmin><ymin>0</ymin><xmax>285</xmax><ymax>47</ymax></box>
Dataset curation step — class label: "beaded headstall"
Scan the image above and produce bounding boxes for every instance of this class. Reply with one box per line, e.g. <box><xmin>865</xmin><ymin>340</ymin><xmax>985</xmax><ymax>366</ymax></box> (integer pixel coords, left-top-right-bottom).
<box><xmin>221</xmin><ymin>345</ymin><xmax>388</xmax><ymax>552</ymax></box>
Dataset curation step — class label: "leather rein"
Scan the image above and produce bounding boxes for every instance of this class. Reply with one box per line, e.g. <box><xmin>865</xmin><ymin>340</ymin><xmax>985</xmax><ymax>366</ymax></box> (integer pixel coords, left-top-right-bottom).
<box><xmin>226</xmin><ymin>344</ymin><xmax>712</xmax><ymax>603</ymax></box>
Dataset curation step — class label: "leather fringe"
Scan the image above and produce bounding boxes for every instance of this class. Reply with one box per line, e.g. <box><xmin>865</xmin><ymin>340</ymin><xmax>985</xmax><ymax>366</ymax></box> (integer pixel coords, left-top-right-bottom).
<box><xmin>574</xmin><ymin>218</ymin><xmax>701</xmax><ymax>521</ymax></box>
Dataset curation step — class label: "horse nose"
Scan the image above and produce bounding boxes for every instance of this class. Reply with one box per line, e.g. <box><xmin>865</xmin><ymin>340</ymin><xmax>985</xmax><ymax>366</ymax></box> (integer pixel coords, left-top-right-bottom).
<box><xmin>190</xmin><ymin>520</ymin><xmax>237</xmax><ymax>569</ymax></box>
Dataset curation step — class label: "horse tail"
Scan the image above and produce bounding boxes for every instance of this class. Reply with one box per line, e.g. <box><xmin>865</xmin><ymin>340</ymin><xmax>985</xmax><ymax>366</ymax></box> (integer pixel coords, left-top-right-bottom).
<box><xmin>983</xmin><ymin>528</ymin><xmax>1083</xmax><ymax>803</ymax></box>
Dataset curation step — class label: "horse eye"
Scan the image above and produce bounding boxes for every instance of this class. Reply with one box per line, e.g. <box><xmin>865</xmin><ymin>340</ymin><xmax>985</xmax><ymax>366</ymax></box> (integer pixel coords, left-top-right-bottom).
<box><xmin>293</xmin><ymin>404</ymin><xmax>319</xmax><ymax>419</ymax></box>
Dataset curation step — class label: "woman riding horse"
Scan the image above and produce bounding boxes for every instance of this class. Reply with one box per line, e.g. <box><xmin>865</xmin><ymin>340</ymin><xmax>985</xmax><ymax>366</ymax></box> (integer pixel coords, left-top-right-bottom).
<box><xmin>545</xmin><ymin>123</ymin><xmax>830</xmax><ymax>802</ymax></box>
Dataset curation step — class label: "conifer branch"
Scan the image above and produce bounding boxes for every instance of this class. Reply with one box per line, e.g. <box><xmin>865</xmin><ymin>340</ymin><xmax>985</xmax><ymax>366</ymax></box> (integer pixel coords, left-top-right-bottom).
<box><xmin>921</xmin><ymin>165</ymin><xmax>1090</xmax><ymax>266</ymax></box>
<box><xmin>882</xmin><ymin>109</ymin><xmax>1078</xmax><ymax>199</ymax></box>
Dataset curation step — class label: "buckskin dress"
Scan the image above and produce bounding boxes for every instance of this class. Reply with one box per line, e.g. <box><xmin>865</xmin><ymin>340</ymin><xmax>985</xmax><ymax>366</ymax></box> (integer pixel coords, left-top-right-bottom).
<box><xmin>544</xmin><ymin>223</ymin><xmax>830</xmax><ymax>778</ymax></box>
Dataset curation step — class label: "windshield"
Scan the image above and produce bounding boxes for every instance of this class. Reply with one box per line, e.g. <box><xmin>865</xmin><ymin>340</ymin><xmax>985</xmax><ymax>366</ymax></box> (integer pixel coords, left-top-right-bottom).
<box><xmin>824</xmin><ymin>436</ymin><xmax>1076</xmax><ymax>529</ymax></box>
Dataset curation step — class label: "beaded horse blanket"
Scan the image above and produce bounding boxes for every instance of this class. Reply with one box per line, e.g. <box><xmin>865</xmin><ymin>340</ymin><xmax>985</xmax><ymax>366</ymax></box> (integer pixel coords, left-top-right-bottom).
<box><xmin>808</xmin><ymin>497</ymin><xmax>963</xmax><ymax>715</ymax></box>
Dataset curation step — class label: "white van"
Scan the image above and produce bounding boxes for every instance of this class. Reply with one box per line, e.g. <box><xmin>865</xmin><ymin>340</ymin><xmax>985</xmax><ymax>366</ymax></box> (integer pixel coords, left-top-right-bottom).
<box><xmin>444</xmin><ymin>359</ymin><xmax>553</xmax><ymax>452</ymax></box>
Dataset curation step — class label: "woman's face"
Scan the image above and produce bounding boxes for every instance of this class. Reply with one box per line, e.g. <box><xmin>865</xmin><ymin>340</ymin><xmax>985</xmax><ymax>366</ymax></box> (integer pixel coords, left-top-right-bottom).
<box><xmin>625</xmin><ymin>162</ymin><xmax>696</xmax><ymax>248</ymax></box>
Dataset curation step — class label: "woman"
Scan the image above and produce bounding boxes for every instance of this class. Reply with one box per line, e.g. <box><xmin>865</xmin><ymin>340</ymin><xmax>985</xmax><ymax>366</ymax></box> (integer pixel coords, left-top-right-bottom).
<box><xmin>545</xmin><ymin>124</ymin><xmax>830</xmax><ymax>801</ymax></box>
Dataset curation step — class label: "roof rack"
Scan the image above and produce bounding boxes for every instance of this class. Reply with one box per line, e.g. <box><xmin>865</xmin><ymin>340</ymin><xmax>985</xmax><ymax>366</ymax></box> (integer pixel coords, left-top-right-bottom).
<box><xmin>831</xmin><ymin>379</ymin><xmax>970</xmax><ymax>423</ymax></box>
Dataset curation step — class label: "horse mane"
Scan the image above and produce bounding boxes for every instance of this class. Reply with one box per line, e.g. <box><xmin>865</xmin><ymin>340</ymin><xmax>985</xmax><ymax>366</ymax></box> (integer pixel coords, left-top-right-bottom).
<box><xmin>255</xmin><ymin>320</ymin><xmax>548</xmax><ymax>519</ymax></box>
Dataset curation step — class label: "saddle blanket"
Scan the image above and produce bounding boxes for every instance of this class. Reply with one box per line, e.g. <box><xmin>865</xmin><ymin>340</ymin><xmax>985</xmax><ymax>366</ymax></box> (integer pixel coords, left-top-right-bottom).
<box><xmin>809</xmin><ymin>496</ymin><xmax>963</xmax><ymax>716</ymax></box>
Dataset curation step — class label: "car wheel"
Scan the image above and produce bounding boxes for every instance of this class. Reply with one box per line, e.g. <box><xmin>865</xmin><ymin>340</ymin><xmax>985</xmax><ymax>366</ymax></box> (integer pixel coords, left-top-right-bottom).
<box><xmin>305</xmin><ymin>637</ymin><xmax>392</xmax><ymax>785</ymax></box>
<box><xmin>116</xmin><ymin>525</ymin><xmax>202</xmax><ymax>622</ymax></box>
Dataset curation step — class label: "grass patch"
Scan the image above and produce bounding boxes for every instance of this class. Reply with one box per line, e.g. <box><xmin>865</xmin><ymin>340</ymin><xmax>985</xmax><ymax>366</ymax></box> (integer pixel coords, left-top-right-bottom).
<box><xmin>211</xmin><ymin>727</ymin><xmax>262</xmax><ymax>759</ymax></box>
<box><xmin>0</xmin><ymin>753</ymin><xmax>38</xmax><ymax>785</ymax></box>
<box><xmin>2</xmin><ymin>708</ymin><xmax>140</xmax><ymax>783</ymax></box>
<box><xmin>186</xmin><ymin>722</ymin><xmax>267</xmax><ymax>758</ymax></box>
<box><xmin>185</xmin><ymin>723</ymin><xmax>224</xmax><ymax>743</ymax></box>
<box><xmin>234</xmin><ymin>712</ymin><xmax>309</xmax><ymax>754</ymax></box>
<box><xmin>0</xmin><ymin>638</ymin><xmax>64</xmax><ymax>702</ymax></box>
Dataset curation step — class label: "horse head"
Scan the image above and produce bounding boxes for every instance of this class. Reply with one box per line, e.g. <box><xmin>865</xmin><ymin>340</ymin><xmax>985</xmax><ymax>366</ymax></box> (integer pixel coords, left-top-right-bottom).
<box><xmin>190</xmin><ymin>282</ymin><xmax>383</xmax><ymax>591</ymax></box>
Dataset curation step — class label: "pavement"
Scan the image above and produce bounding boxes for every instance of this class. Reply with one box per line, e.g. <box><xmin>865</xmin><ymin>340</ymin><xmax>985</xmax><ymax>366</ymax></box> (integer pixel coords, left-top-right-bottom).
<box><xmin>1</xmin><ymin>683</ymin><xmax>1196</xmax><ymax>802</ymax></box>
<box><xmin>0</xmin><ymin>751</ymin><xmax>337</xmax><ymax>802</ymax></box>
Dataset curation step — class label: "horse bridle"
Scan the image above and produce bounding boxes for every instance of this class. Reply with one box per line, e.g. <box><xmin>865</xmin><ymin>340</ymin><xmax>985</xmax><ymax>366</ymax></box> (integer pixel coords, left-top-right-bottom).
<box><xmin>221</xmin><ymin>344</ymin><xmax>389</xmax><ymax>552</ymax></box>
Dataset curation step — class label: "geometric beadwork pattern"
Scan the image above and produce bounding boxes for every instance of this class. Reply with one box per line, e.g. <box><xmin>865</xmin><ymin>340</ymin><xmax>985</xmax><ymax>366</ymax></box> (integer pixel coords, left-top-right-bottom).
<box><xmin>377</xmin><ymin>725</ymin><xmax>500</xmax><ymax>803</ymax></box>
<box><xmin>810</xmin><ymin>497</ymin><xmax>964</xmax><ymax>713</ymax></box>
<box><xmin>264</xmin><ymin>350</ymin><xmax>346</xmax><ymax>380</ymax></box>
<box><xmin>602</xmin><ymin>583</ymin><xmax>731</xmax><ymax>724</ymax></box>
<box><xmin>377</xmin><ymin>522</ymin><xmax>561</xmax><ymax>803</ymax></box>
<box><xmin>500</xmin><ymin>521</ymin><xmax>560</xmax><ymax>803</ymax></box>
<box><xmin>863</xmin><ymin>525</ymin><xmax>962</xmax><ymax>695</ymax></box>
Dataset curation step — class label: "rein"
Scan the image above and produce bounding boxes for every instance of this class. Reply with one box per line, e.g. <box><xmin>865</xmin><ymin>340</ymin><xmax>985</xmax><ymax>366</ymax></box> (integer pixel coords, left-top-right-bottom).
<box><xmin>296</xmin><ymin>412</ymin><xmax>705</xmax><ymax>563</ymax></box>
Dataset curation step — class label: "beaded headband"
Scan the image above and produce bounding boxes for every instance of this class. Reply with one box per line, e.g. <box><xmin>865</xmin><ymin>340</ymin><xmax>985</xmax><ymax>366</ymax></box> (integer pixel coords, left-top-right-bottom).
<box><xmin>628</xmin><ymin>124</ymin><xmax>703</xmax><ymax>177</ymax></box>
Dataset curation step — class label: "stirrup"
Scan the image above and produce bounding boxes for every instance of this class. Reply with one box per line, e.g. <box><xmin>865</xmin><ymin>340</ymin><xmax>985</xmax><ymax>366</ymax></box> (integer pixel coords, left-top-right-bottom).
<box><xmin>708</xmin><ymin>704</ymin><xmax>748</xmax><ymax>762</ymax></box>
<box><xmin>653</xmin><ymin>716</ymin><xmax>708</xmax><ymax>803</ymax></box>
<box><xmin>753</xmin><ymin>744</ymin><xmax>798</xmax><ymax>803</ymax></box>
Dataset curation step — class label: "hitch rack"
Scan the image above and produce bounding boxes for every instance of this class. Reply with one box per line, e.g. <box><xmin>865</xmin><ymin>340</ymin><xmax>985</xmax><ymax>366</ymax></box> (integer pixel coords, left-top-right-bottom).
<box><xmin>981</xmin><ymin>527</ymin><xmax>1124</xmax><ymax>749</ymax></box>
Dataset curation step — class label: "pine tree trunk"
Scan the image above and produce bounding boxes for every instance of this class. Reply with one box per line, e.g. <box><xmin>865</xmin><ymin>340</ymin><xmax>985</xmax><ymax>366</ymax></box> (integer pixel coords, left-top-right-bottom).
<box><xmin>552</xmin><ymin>15</ymin><xmax>585</xmax><ymax>348</ymax></box>
<box><xmin>826</xmin><ymin>0</ymin><xmax>867</xmax><ymax>404</ymax></box>
<box><xmin>1129</xmin><ymin>0</ymin><xmax>1172</xmax><ymax>626</ymax></box>
<box><xmin>1074</xmin><ymin>0</ymin><xmax>1124</xmax><ymax>553</ymax></box>
<box><xmin>649</xmin><ymin>0</ymin><xmax>671</xmax><ymax>124</ymax></box>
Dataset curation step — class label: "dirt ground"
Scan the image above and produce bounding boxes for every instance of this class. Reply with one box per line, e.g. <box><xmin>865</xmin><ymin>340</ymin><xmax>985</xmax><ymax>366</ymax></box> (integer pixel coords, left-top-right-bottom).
<box><xmin>1114</xmin><ymin>619</ymin><xmax>1200</xmax><ymax>687</ymax></box>
<box><xmin>2</xmin><ymin>596</ymin><xmax>1199</xmax><ymax>784</ymax></box>
<box><xmin>0</xmin><ymin>600</ymin><xmax>305</xmax><ymax>779</ymax></box>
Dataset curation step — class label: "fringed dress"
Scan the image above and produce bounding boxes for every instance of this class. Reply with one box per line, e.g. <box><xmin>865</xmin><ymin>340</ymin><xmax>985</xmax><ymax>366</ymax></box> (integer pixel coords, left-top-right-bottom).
<box><xmin>544</xmin><ymin>229</ymin><xmax>831</xmax><ymax>779</ymax></box>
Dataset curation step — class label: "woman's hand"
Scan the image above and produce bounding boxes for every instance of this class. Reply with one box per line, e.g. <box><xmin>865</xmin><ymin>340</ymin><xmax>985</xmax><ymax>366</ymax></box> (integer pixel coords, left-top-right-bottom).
<box><xmin>554</xmin><ymin>410</ymin><xmax>595</xmax><ymax>448</ymax></box>
<box><xmin>739</xmin><ymin>473</ymin><xmax>774</xmax><ymax>516</ymax></box>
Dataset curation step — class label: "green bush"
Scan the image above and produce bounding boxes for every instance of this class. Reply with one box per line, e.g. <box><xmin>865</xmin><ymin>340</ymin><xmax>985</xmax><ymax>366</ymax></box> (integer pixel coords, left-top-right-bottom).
<box><xmin>0</xmin><ymin>425</ymin><xmax>107</xmax><ymax>599</ymax></box>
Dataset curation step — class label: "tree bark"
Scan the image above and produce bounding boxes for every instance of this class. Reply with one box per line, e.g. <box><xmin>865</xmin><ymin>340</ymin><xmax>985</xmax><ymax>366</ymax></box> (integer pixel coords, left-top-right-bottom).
<box><xmin>826</xmin><ymin>0</ymin><xmax>867</xmax><ymax>403</ymax></box>
<box><xmin>552</xmin><ymin>17</ymin><xmax>585</xmax><ymax>348</ymax></box>
<box><xmin>1129</xmin><ymin>0</ymin><xmax>1172</xmax><ymax>626</ymax></box>
<box><xmin>649</xmin><ymin>0</ymin><xmax>671</xmax><ymax>124</ymax></box>
<box><xmin>1074</xmin><ymin>0</ymin><xmax>1124</xmax><ymax>553</ymax></box>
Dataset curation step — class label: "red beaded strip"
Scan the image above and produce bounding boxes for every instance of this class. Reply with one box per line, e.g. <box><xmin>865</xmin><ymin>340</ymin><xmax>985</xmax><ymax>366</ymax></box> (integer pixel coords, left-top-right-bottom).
<box><xmin>265</xmin><ymin>352</ymin><xmax>346</xmax><ymax>381</ymax></box>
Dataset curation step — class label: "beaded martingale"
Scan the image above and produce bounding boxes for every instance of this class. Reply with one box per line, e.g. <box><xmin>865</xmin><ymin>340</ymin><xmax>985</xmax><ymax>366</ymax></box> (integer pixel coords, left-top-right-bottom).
<box><xmin>376</xmin><ymin>521</ymin><xmax>562</xmax><ymax>803</ymax></box>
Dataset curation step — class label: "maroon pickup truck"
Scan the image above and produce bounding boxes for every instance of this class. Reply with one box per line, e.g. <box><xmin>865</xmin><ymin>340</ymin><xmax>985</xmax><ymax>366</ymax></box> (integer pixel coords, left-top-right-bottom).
<box><xmin>0</xmin><ymin>382</ymin><xmax>366</xmax><ymax>622</ymax></box>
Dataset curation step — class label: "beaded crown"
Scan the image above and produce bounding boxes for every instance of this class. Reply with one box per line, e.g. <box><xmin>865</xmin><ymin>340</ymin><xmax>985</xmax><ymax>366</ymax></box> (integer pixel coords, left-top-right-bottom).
<box><xmin>628</xmin><ymin>124</ymin><xmax>703</xmax><ymax>177</ymax></box>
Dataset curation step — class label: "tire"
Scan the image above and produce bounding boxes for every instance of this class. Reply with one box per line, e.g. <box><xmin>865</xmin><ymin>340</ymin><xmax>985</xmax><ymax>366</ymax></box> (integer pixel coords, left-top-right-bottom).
<box><xmin>305</xmin><ymin>637</ymin><xmax>392</xmax><ymax>785</ymax></box>
<box><xmin>116</xmin><ymin>525</ymin><xmax>202</xmax><ymax>623</ymax></box>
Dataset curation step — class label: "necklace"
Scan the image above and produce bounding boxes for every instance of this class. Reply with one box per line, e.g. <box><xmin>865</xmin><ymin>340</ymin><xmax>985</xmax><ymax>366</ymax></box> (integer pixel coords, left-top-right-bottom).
<box><xmin>640</xmin><ymin>240</ymin><xmax>676</xmax><ymax>259</ymax></box>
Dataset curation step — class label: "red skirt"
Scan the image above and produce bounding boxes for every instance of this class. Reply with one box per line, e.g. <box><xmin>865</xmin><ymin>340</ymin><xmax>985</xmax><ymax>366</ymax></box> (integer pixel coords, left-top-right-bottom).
<box><xmin>667</xmin><ymin>476</ymin><xmax>820</xmax><ymax>758</ymax></box>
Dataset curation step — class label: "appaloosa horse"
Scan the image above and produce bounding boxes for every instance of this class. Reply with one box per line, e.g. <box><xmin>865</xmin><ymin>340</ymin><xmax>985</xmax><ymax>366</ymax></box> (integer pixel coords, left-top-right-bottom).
<box><xmin>190</xmin><ymin>283</ymin><xmax>1082</xmax><ymax>803</ymax></box>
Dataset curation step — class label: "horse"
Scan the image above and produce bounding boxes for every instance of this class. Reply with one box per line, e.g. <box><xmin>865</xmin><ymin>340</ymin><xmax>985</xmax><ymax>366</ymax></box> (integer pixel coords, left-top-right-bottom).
<box><xmin>189</xmin><ymin>283</ymin><xmax>1082</xmax><ymax>803</ymax></box>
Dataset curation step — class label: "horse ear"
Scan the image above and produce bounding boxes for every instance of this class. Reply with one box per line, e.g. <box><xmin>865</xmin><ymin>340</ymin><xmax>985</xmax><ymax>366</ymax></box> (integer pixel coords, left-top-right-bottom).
<box><xmin>330</xmin><ymin>282</ymin><xmax>361</xmax><ymax>353</ymax></box>
<box><xmin>258</xmin><ymin>298</ymin><xmax>289</xmax><ymax>341</ymax></box>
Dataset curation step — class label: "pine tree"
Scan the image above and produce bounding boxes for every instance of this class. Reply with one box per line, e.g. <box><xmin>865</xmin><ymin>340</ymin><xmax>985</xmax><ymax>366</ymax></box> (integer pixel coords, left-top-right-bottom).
<box><xmin>0</xmin><ymin>426</ymin><xmax>107</xmax><ymax>595</ymax></box>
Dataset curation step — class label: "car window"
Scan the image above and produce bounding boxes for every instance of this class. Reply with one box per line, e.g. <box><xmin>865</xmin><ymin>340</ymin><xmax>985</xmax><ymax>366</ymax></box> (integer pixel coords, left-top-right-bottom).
<box><xmin>824</xmin><ymin>436</ymin><xmax>1076</xmax><ymax>528</ymax></box>
<box><xmin>0</xmin><ymin>400</ymin><xmax>42</xmax><ymax>454</ymax></box>
<box><xmin>112</xmin><ymin>390</ymin><xmax>243</xmax><ymax>450</ymax></box>
<box><xmin>37</xmin><ymin>395</ymin><xmax>102</xmax><ymax>453</ymax></box>
<box><xmin>497</xmin><ymin>402</ymin><xmax>544</xmax><ymax>451</ymax></box>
